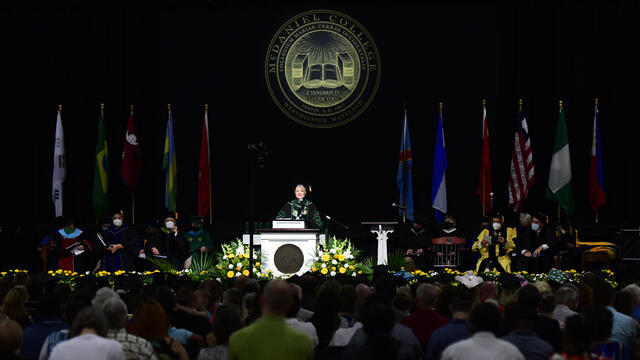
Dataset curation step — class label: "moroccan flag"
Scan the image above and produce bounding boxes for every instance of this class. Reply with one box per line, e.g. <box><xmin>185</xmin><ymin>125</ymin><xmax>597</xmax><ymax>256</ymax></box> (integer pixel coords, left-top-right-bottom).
<box><xmin>546</xmin><ymin>102</ymin><xmax>575</xmax><ymax>216</ymax></box>
<box><xmin>52</xmin><ymin>106</ymin><xmax>66</xmax><ymax>217</ymax></box>
<box><xmin>431</xmin><ymin>103</ymin><xmax>447</xmax><ymax>223</ymax></box>
<box><xmin>92</xmin><ymin>104</ymin><xmax>109</xmax><ymax>215</ymax></box>
<box><xmin>197</xmin><ymin>106</ymin><xmax>211</xmax><ymax>218</ymax></box>
<box><xmin>396</xmin><ymin>109</ymin><xmax>415</xmax><ymax>222</ymax></box>
<box><xmin>120</xmin><ymin>107</ymin><xmax>142</xmax><ymax>196</ymax></box>
<box><xmin>588</xmin><ymin>100</ymin><xmax>606</xmax><ymax>212</ymax></box>
<box><xmin>476</xmin><ymin>101</ymin><xmax>492</xmax><ymax>213</ymax></box>
<box><xmin>163</xmin><ymin>106</ymin><xmax>178</xmax><ymax>212</ymax></box>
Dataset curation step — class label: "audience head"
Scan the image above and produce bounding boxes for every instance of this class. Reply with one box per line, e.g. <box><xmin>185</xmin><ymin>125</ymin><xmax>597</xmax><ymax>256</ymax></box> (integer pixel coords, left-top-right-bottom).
<box><xmin>318</xmin><ymin>279</ymin><xmax>342</xmax><ymax>297</ymax></box>
<box><xmin>360</xmin><ymin>293</ymin><xmax>396</xmax><ymax>359</ymax></box>
<box><xmin>470</xmin><ymin>302</ymin><xmax>501</xmax><ymax>334</ymax></box>
<box><xmin>0</xmin><ymin>319</ymin><xmax>22</xmax><ymax>355</ymax></box>
<box><xmin>540</xmin><ymin>293</ymin><xmax>556</xmax><ymax>315</ymax></box>
<box><xmin>392</xmin><ymin>292</ymin><xmax>412</xmax><ymax>313</ymax></box>
<box><xmin>92</xmin><ymin>287</ymin><xmax>118</xmax><ymax>310</ymax></box>
<box><xmin>512</xmin><ymin>305</ymin><xmax>538</xmax><ymax>330</ymax></box>
<box><xmin>129</xmin><ymin>297</ymin><xmax>168</xmax><ymax>341</ymax></box>
<box><xmin>614</xmin><ymin>290</ymin><xmax>634</xmax><ymax>316</ymax></box>
<box><xmin>223</xmin><ymin>288</ymin><xmax>247</xmax><ymax>319</ymax></box>
<box><xmin>101</xmin><ymin>297</ymin><xmax>128</xmax><ymax>330</ymax></box>
<box><xmin>63</xmin><ymin>299</ymin><xmax>87</xmax><ymax>326</ymax></box>
<box><xmin>242</xmin><ymin>278</ymin><xmax>261</xmax><ymax>295</ymax></box>
<box><xmin>623</xmin><ymin>284</ymin><xmax>640</xmax><ymax>306</ymax></box>
<box><xmin>533</xmin><ymin>281</ymin><xmax>552</xmax><ymax>296</ymax></box>
<box><xmin>69</xmin><ymin>306</ymin><xmax>108</xmax><ymax>338</ymax></box>
<box><xmin>38</xmin><ymin>292</ymin><xmax>62</xmax><ymax>318</ymax></box>
<box><xmin>355</xmin><ymin>283</ymin><xmax>372</xmax><ymax>301</ymax></box>
<box><xmin>478</xmin><ymin>281</ymin><xmax>498</xmax><ymax>302</ymax></box>
<box><xmin>339</xmin><ymin>284</ymin><xmax>358</xmax><ymax>314</ymax></box>
<box><xmin>262</xmin><ymin>280</ymin><xmax>292</xmax><ymax>316</ymax></box>
<box><xmin>194</xmin><ymin>289</ymin><xmax>212</xmax><ymax>311</ymax></box>
<box><xmin>450</xmin><ymin>288</ymin><xmax>474</xmax><ymax>315</ymax></box>
<box><xmin>519</xmin><ymin>213</ymin><xmax>532</xmax><ymax>227</ymax></box>
<box><xmin>592</xmin><ymin>279</ymin><xmax>614</xmax><ymax>307</ymax></box>
<box><xmin>176</xmin><ymin>286</ymin><xmax>196</xmax><ymax>308</ymax></box>
<box><xmin>1</xmin><ymin>286</ymin><xmax>28</xmax><ymax>320</ymax></box>
<box><xmin>517</xmin><ymin>285</ymin><xmax>541</xmax><ymax>309</ymax></box>
<box><xmin>564</xmin><ymin>307</ymin><xmax>612</xmax><ymax>354</ymax></box>
<box><xmin>416</xmin><ymin>283</ymin><xmax>438</xmax><ymax>309</ymax></box>
<box><xmin>374</xmin><ymin>276</ymin><xmax>397</xmax><ymax>300</ymax></box>
<box><xmin>286</xmin><ymin>291</ymin><xmax>302</xmax><ymax>318</ymax></box>
<box><xmin>212</xmin><ymin>305</ymin><xmax>242</xmax><ymax>346</ymax></box>
<box><xmin>555</xmin><ymin>286</ymin><xmax>578</xmax><ymax>310</ymax></box>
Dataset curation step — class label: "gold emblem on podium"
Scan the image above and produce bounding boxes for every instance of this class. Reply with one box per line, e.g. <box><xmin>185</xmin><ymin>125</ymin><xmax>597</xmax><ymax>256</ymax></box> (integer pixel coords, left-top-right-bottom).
<box><xmin>266</xmin><ymin>10</ymin><xmax>381</xmax><ymax>128</ymax></box>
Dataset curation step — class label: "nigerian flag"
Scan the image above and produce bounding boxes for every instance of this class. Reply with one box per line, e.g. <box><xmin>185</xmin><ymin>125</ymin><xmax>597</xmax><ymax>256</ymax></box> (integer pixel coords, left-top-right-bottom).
<box><xmin>546</xmin><ymin>103</ymin><xmax>574</xmax><ymax>216</ymax></box>
<box><xmin>92</xmin><ymin>104</ymin><xmax>109</xmax><ymax>215</ymax></box>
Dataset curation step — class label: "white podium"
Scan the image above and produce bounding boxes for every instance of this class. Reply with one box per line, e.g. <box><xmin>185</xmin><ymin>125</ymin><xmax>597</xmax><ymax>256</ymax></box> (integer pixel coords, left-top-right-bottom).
<box><xmin>361</xmin><ymin>222</ymin><xmax>398</xmax><ymax>265</ymax></box>
<box><xmin>259</xmin><ymin>228</ymin><xmax>320</xmax><ymax>277</ymax></box>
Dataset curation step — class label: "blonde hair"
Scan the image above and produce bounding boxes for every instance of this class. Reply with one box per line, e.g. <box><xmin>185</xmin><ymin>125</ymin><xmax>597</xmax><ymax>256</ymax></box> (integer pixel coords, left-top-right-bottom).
<box><xmin>1</xmin><ymin>285</ymin><xmax>28</xmax><ymax>321</ymax></box>
<box><xmin>294</xmin><ymin>184</ymin><xmax>307</xmax><ymax>193</ymax></box>
<box><xmin>0</xmin><ymin>319</ymin><xmax>22</xmax><ymax>353</ymax></box>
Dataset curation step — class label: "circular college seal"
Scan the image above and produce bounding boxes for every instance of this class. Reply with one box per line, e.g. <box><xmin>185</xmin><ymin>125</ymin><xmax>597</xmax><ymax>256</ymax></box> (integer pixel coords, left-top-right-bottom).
<box><xmin>274</xmin><ymin>244</ymin><xmax>305</xmax><ymax>274</ymax></box>
<box><xmin>266</xmin><ymin>10</ymin><xmax>381</xmax><ymax>128</ymax></box>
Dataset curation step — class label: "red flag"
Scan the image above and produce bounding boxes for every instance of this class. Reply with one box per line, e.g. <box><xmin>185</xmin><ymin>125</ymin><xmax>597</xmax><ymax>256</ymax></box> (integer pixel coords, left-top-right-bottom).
<box><xmin>120</xmin><ymin>112</ymin><xmax>141</xmax><ymax>195</ymax></box>
<box><xmin>588</xmin><ymin>101</ymin><xmax>606</xmax><ymax>212</ymax></box>
<box><xmin>476</xmin><ymin>102</ymin><xmax>492</xmax><ymax>213</ymax></box>
<box><xmin>197</xmin><ymin>108</ymin><xmax>211</xmax><ymax>217</ymax></box>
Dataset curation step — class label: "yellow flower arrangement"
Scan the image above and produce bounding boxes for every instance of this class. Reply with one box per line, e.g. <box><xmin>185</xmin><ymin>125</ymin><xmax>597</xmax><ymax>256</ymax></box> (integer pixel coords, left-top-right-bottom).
<box><xmin>227</xmin><ymin>271</ymin><xmax>235</xmax><ymax>278</ymax></box>
<box><xmin>321</xmin><ymin>268</ymin><xmax>328</xmax><ymax>275</ymax></box>
<box><xmin>339</xmin><ymin>268</ymin><xmax>346</xmax><ymax>274</ymax></box>
<box><xmin>338</xmin><ymin>254</ymin><xmax>345</xmax><ymax>262</ymax></box>
<box><xmin>322</xmin><ymin>254</ymin><xmax>330</xmax><ymax>262</ymax></box>
<box><xmin>312</xmin><ymin>267</ymin><xmax>317</xmax><ymax>272</ymax></box>
<box><xmin>243</xmin><ymin>270</ymin><xmax>250</xmax><ymax>276</ymax></box>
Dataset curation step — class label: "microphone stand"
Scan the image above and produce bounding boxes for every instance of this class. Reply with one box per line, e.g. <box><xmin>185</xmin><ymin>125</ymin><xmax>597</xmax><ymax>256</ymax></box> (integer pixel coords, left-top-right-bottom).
<box><xmin>320</xmin><ymin>213</ymin><xmax>350</xmax><ymax>230</ymax></box>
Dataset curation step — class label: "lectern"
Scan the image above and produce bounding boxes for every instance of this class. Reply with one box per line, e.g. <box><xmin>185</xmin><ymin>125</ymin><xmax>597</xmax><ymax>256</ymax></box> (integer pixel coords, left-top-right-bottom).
<box><xmin>361</xmin><ymin>222</ymin><xmax>398</xmax><ymax>265</ymax></box>
<box><xmin>258</xmin><ymin>220</ymin><xmax>320</xmax><ymax>277</ymax></box>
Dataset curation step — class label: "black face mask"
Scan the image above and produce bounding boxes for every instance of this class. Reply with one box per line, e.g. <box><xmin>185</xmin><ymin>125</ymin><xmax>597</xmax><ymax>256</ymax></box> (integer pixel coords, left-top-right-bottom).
<box><xmin>442</xmin><ymin>222</ymin><xmax>454</xmax><ymax>230</ymax></box>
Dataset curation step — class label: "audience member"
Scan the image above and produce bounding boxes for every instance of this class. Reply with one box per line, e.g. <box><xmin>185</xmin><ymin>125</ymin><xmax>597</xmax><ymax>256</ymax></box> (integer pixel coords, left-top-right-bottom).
<box><xmin>426</xmin><ymin>288</ymin><xmax>474</xmax><ymax>360</ymax></box>
<box><xmin>291</xmin><ymin>283</ymin><xmax>314</xmax><ymax>321</ymax></box>
<box><xmin>502</xmin><ymin>306</ymin><xmax>553</xmax><ymax>360</ymax></box>
<box><xmin>0</xmin><ymin>319</ymin><xmax>23</xmax><ymax>360</ymax></box>
<box><xmin>593</xmin><ymin>279</ymin><xmax>637</xmax><ymax>356</ymax></box>
<box><xmin>223</xmin><ymin>288</ymin><xmax>247</xmax><ymax>323</ymax></box>
<box><xmin>49</xmin><ymin>307</ymin><xmax>125</xmax><ymax>360</ymax></box>
<box><xmin>402</xmin><ymin>283</ymin><xmax>449</xmax><ymax>350</ymax></box>
<box><xmin>21</xmin><ymin>293</ymin><xmax>66</xmax><ymax>359</ymax></box>
<box><xmin>2</xmin><ymin>285</ymin><xmax>33</xmax><ymax>327</ymax></box>
<box><xmin>129</xmin><ymin>297</ymin><xmax>188</xmax><ymax>360</ymax></box>
<box><xmin>38</xmin><ymin>299</ymin><xmax>86</xmax><ymax>360</ymax></box>
<box><xmin>285</xmin><ymin>290</ymin><xmax>319</xmax><ymax>347</ymax></box>
<box><xmin>553</xmin><ymin>287</ymin><xmax>578</xmax><ymax>329</ymax></box>
<box><xmin>102</xmin><ymin>297</ymin><xmax>156</xmax><ymax>360</ymax></box>
<box><xmin>441</xmin><ymin>302</ymin><xmax>524</xmax><ymax>360</ymax></box>
<box><xmin>198</xmin><ymin>305</ymin><xmax>242</xmax><ymax>360</ymax></box>
<box><xmin>228</xmin><ymin>280</ymin><xmax>313</xmax><ymax>360</ymax></box>
<box><xmin>622</xmin><ymin>283</ymin><xmax>640</xmax><ymax>324</ymax></box>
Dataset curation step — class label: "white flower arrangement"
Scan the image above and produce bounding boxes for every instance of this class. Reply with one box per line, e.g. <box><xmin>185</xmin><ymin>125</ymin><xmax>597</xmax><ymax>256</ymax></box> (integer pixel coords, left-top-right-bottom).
<box><xmin>228</xmin><ymin>264</ymin><xmax>234</xmax><ymax>269</ymax></box>
<box><xmin>236</xmin><ymin>262</ymin><xmax>243</xmax><ymax>268</ymax></box>
<box><xmin>330</xmin><ymin>271</ymin><xmax>336</xmax><ymax>276</ymax></box>
<box><xmin>332</xmin><ymin>260</ymin><xmax>338</xmax><ymax>265</ymax></box>
<box><xmin>330</xmin><ymin>249</ymin><xmax>337</xmax><ymax>254</ymax></box>
<box><xmin>321</xmin><ymin>264</ymin><xmax>327</xmax><ymax>268</ymax></box>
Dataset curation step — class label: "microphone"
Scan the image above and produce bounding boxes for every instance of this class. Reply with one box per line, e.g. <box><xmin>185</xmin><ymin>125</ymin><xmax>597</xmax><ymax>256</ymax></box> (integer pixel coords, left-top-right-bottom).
<box><xmin>391</xmin><ymin>202</ymin><xmax>408</xmax><ymax>210</ymax></box>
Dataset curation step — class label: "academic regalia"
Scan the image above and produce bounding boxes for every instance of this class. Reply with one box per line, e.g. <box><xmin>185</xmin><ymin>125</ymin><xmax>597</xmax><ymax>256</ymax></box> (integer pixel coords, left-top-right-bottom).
<box><xmin>146</xmin><ymin>227</ymin><xmax>187</xmax><ymax>269</ymax></box>
<box><xmin>277</xmin><ymin>199</ymin><xmax>324</xmax><ymax>230</ymax></box>
<box><xmin>52</xmin><ymin>228</ymin><xmax>92</xmax><ymax>272</ymax></box>
<box><xmin>472</xmin><ymin>227</ymin><xmax>516</xmax><ymax>273</ymax></box>
<box><xmin>186</xmin><ymin>228</ymin><xmax>215</xmax><ymax>263</ymax></box>
<box><xmin>96</xmin><ymin>225</ymin><xmax>136</xmax><ymax>272</ymax></box>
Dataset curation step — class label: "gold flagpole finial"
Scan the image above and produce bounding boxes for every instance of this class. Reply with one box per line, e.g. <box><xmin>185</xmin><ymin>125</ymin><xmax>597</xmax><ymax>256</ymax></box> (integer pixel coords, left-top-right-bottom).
<box><xmin>559</xmin><ymin>100</ymin><xmax>563</xmax><ymax>110</ymax></box>
<box><xmin>205</xmin><ymin>104</ymin><xmax>209</xmax><ymax>111</ymax></box>
<box><xmin>595</xmin><ymin>98</ymin><xmax>599</xmax><ymax>106</ymax></box>
<box><xmin>58</xmin><ymin>104</ymin><xmax>62</xmax><ymax>111</ymax></box>
<box><xmin>439</xmin><ymin>101</ymin><xmax>444</xmax><ymax>110</ymax></box>
<box><xmin>482</xmin><ymin>99</ymin><xmax>486</xmax><ymax>106</ymax></box>
<box><xmin>100</xmin><ymin>103</ymin><xmax>104</xmax><ymax>111</ymax></box>
<box><xmin>168</xmin><ymin>104</ymin><xmax>172</xmax><ymax>111</ymax></box>
<box><xmin>130</xmin><ymin>104</ymin><xmax>134</xmax><ymax>115</ymax></box>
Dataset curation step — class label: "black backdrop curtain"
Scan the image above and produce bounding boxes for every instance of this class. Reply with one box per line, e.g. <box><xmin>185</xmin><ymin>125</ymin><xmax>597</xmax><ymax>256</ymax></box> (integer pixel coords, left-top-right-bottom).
<box><xmin>1</xmin><ymin>0</ymin><xmax>638</xmax><ymax>227</ymax></box>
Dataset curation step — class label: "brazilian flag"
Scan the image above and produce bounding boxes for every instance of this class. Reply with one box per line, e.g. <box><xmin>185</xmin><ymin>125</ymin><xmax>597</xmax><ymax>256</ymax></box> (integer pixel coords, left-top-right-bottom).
<box><xmin>163</xmin><ymin>107</ymin><xmax>178</xmax><ymax>212</ymax></box>
<box><xmin>92</xmin><ymin>104</ymin><xmax>109</xmax><ymax>215</ymax></box>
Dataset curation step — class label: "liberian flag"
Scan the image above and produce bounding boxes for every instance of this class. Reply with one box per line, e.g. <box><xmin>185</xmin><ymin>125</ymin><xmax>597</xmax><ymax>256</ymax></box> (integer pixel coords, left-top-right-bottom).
<box><xmin>508</xmin><ymin>101</ymin><xmax>535</xmax><ymax>212</ymax></box>
<box><xmin>588</xmin><ymin>100</ymin><xmax>605</xmax><ymax>212</ymax></box>
<box><xmin>546</xmin><ymin>102</ymin><xmax>575</xmax><ymax>216</ymax></box>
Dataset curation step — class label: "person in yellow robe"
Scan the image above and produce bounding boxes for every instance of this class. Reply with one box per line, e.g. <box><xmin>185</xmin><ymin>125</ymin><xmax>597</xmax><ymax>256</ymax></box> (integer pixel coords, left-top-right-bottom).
<box><xmin>472</xmin><ymin>214</ymin><xmax>516</xmax><ymax>273</ymax></box>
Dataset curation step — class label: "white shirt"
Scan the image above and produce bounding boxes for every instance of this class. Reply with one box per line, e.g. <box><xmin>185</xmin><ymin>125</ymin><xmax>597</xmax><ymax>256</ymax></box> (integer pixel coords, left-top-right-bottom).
<box><xmin>49</xmin><ymin>333</ymin><xmax>125</xmax><ymax>360</ymax></box>
<box><xmin>552</xmin><ymin>305</ymin><xmax>577</xmax><ymax>329</ymax></box>
<box><xmin>285</xmin><ymin>318</ymin><xmax>319</xmax><ymax>347</ymax></box>
<box><xmin>329</xmin><ymin>321</ymin><xmax>363</xmax><ymax>346</ymax></box>
<box><xmin>441</xmin><ymin>331</ymin><xmax>524</xmax><ymax>360</ymax></box>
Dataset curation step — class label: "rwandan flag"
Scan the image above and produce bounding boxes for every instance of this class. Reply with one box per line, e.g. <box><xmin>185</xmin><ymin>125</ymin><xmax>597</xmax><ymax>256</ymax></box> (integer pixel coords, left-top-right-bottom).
<box><xmin>163</xmin><ymin>105</ymin><xmax>178</xmax><ymax>212</ymax></box>
<box><xmin>396</xmin><ymin>109</ymin><xmax>415</xmax><ymax>222</ymax></box>
<box><xmin>588</xmin><ymin>99</ymin><xmax>606</xmax><ymax>214</ymax></box>
<box><xmin>92</xmin><ymin>103</ymin><xmax>109</xmax><ymax>215</ymax></box>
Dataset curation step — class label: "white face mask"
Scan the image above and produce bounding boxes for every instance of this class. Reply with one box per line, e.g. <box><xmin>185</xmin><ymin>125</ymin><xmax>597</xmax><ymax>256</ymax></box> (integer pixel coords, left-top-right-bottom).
<box><xmin>492</xmin><ymin>222</ymin><xmax>502</xmax><ymax>231</ymax></box>
<box><xmin>165</xmin><ymin>221</ymin><xmax>175</xmax><ymax>229</ymax></box>
<box><xmin>113</xmin><ymin>219</ymin><xmax>123</xmax><ymax>227</ymax></box>
<box><xmin>531</xmin><ymin>223</ymin><xmax>540</xmax><ymax>232</ymax></box>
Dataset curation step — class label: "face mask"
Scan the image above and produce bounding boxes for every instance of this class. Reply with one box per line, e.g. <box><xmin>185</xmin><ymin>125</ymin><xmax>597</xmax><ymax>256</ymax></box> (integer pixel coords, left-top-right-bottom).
<box><xmin>63</xmin><ymin>227</ymin><xmax>74</xmax><ymax>234</ymax></box>
<box><xmin>492</xmin><ymin>222</ymin><xmax>502</xmax><ymax>231</ymax></box>
<box><xmin>442</xmin><ymin>222</ymin><xmax>454</xmax><ymax>230</ymax></box>
<box><xmin>165</xmin><ymin>221</ymin><xmax>175</xmax><ymax>229</ymax></box>
<box><xmin>113</xmin><ymin>219</ymin><xmax>123</xmax><ymax>227</ymax></box>
<box><xmin>531</xmin><ymin>223</ymin><xmax>540</xmax><ymax>232</ymax></box>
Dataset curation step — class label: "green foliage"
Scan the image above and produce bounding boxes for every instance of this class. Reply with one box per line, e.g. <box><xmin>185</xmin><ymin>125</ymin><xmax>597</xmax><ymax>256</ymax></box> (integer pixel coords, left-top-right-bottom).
<box><xmin>385</xmin><ymin>250</ymin><xmax>410</xmax><ymax>272</ymax></box>
<box><xmin>146</xmin><ymin>257</ymin><xmax>178</xmax><ymax>273</ymax></box>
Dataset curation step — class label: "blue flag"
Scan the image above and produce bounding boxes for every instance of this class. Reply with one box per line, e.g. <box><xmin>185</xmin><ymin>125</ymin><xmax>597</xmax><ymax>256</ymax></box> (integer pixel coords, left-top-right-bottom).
<box><xmin>396</xmin><ymin>110</ymin><xmax>415</xmax><ymax>222</ymax></box>
<box><xmin>432</xmin><ymin>105</ymin><xmax>447</xmax><ymax>223</ymax></box>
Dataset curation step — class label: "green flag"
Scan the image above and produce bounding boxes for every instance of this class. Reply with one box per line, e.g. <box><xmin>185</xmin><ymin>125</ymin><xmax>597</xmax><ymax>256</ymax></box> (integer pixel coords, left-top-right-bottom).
<box><xmin>92</xmin><ymin>105</ymin><xmax>109</xmax><ymax>215</ymax></box>
<box><xmin>546</xmin><ymin>104</ymin><xmax>574</xmax><ymax>216</ymax></box>
<box><xmin>163</xmin><ymin>107</ymin><xmax>178</xmax><ymax>212</ymax></box>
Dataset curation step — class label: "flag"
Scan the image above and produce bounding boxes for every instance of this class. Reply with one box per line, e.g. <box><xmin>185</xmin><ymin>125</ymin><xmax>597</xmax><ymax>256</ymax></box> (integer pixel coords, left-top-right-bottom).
<box><xmin>52</xmin><ymin>107</ymin><xmax>66</xmax><ymax>217</ymax></box>
<box><xmin>588</xmin><ymin>100</ymin><xmax>606</xmax><ymax>212</ymax></box>
<box><xmin>163</xmin><ymin>106</ymin><xmax>178</xmax><ymax>212</ymax></box>
<box><xmin>431</xmin><ymin>104</ymin><xmax>447</xmax><ymax>223</ymax></box>
<box><xmin>396</xmin><ymin>110</ymin><xmax>414</xmax><ymax>222</ymax></box>
<box><xmin>92</xmin><ymin>104</ymin><xmax>109</xmax><ymax>215</ymax></box>
<box><xmin>197</xmin><ymin>106</ymin><xmax>211</xmax><ymax>218</ymax></box>
<box><xmin>508</xmin><ymin>102</ymin><xmax>535</xmax><ymax>212</ymax></box>
<box><xmin>120</xmin><ymin>108</ymin><xmax>142</xmax><ymax>196</ymax></box>
<box><xmin>546</xmin><ymin>103</ymin><xmax>575</xmax><ymax>216</ymax></box>
<box><xmin>476</xmin><ymin>101</ymin><xmax>492</xmax><ymax>213</ymax></box>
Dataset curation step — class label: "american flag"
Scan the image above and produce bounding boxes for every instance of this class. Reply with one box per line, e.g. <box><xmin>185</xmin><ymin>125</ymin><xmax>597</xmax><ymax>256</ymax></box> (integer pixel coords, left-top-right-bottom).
<box><xmin>508</xmin><ymin>102</ymin><xmax>535</xmax><ymax>212</ymax></box>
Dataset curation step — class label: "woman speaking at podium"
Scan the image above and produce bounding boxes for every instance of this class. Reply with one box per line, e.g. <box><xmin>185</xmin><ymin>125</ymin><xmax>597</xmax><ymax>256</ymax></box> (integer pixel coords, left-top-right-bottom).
<box><xmin>277</xmin><ymin>184</ymin><xmax>325</xmax><ymax>230</ymax></box>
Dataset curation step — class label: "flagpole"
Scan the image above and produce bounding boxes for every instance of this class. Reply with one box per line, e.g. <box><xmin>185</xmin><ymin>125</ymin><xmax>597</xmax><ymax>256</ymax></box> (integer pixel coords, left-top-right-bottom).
<box><xmin>481</xmin><ymin>99</ymin><xmax>486</xmax><ymax>218</ymax></box>
<box><xmin>206</xmin><ymin>103</ymin><xmax>213</xmax><ymax>225</ymax></box>
<box><xmin>594</xmin><ymin>98</ymin><xmax>599</xmax><ymax>224</ymax></box>
<box><xmin>557</xmin><ymin>100</ymin><xmax>563</xmax><ymax>221</ymax></box>
<box><xmin>401</xmin><ymin>102</ymin><xmax>407</xmax><ymax>224</ymax></box>
<box><xmin>130</xmin><ymin>104</ymin><xmax>136</xmax><ymax>224</ymax></box>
